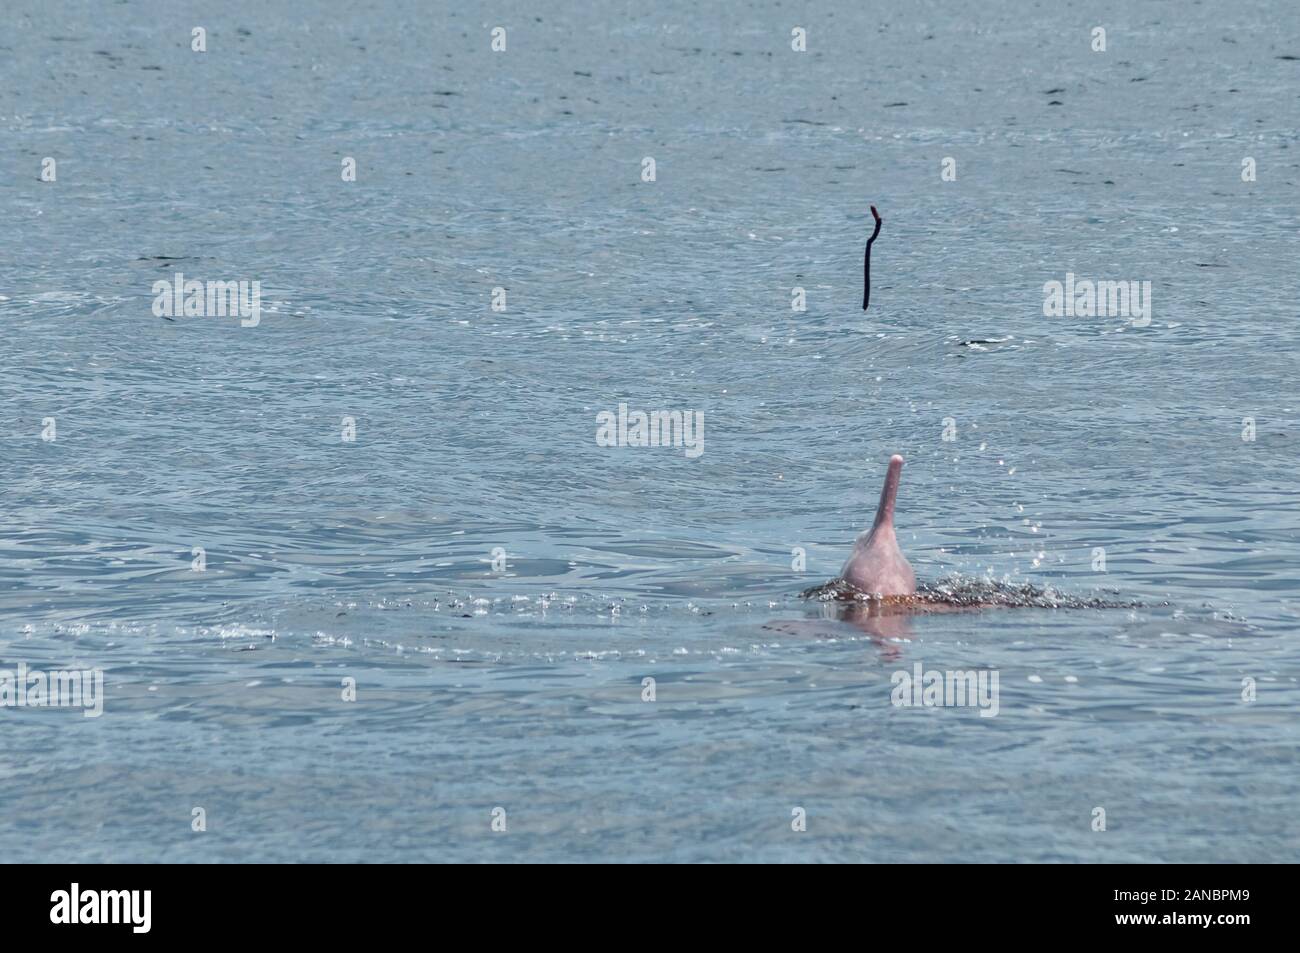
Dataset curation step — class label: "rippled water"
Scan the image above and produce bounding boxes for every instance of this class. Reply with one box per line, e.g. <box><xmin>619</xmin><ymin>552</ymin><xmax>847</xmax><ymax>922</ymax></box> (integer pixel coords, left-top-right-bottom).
<box><xmin>2</xmin><ymin>0</ymin><xmax>1298</xmax><ymax>862</ymax></box>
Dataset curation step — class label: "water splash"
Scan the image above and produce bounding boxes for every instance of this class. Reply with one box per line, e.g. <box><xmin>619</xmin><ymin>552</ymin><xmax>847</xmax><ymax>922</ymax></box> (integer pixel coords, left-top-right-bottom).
<box><xmin>802</xmin><ymin>575</ymin><xmax>1146</xmax><ymax>610</ymax></box>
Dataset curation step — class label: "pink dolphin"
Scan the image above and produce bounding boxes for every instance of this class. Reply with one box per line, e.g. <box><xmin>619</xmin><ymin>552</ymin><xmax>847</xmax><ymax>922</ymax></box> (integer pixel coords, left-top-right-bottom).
<box><xmin>839</xmin><ymin>454</ymin><xmax>917</xmax><ymax>596</ymax></box>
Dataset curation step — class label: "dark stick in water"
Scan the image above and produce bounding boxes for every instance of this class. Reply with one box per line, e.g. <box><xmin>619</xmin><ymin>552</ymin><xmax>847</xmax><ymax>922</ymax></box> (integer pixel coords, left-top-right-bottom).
<box><xmin>863</xmin><ymin>205</ymin><xmax>882</xmax><ymax>310</ymax></box>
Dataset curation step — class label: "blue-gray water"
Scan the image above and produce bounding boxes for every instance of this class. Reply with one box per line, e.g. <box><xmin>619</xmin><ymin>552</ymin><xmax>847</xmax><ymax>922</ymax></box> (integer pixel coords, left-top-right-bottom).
<box><xmin>2</xmin><ymin>0</ymin><xmax>1298</xmax><ymax>862</ymax></box>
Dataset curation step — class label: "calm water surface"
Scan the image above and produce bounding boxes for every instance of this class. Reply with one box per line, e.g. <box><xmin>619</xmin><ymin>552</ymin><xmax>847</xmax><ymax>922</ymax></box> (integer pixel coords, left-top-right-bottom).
<box><xmin>2</xmin><ymin>0</ymin><xmax>1298</xmax><ymax>861</ymax></box>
